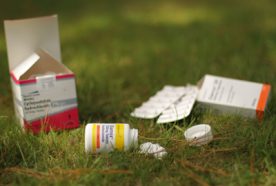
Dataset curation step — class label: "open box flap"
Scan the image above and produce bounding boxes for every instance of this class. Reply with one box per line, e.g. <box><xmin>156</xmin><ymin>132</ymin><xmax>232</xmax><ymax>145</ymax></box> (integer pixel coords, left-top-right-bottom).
<box><xmin>12</xmin><ymin>52</ymin><xmax>40</xmax><ymax>80</ymax></box>
<box><xmin>4</xmin><ymin>15</ymin><xmax>62</xmax><ymax>71</ymax></box>
<box><xmin>12</xmin><ymin>49</ymin><xmax>72</xmax><ymax>80</ymax></box>
<box><xmin>197</xmin><ymin>74</ymin><xmax>208</xmax><ymax>89</ymax></box>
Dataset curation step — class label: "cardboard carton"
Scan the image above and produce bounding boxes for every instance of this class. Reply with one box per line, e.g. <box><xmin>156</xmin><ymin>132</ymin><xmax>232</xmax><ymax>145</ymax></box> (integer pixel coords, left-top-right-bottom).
<box><xmin>197</xmin><ymin>74</ymin><xmax>271</xmax><ymax>121</ymax></box>
<box><xmin>4</xmin><ymin>15</ymin><xmax>79</xmax><ymax>133</ymax></box>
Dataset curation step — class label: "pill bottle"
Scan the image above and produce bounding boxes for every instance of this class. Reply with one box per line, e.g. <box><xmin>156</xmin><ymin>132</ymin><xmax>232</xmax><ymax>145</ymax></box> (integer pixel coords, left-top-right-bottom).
<box><xmin>85</xmin><ymin>123</ymin><xmax>138</xmax><ymax>153</ymax></box>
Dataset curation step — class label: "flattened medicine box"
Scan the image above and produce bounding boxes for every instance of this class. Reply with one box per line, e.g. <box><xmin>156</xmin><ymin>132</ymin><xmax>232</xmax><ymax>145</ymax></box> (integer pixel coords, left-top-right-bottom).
<box><xmin>197</xmin><ymin>74</ymin><xmax>271</xmax><ymax>121</ymax></box>
<box><xmin>4</xmin><ymin>15</ymin><xmax>79</xmax><ymax>133</ymax></box>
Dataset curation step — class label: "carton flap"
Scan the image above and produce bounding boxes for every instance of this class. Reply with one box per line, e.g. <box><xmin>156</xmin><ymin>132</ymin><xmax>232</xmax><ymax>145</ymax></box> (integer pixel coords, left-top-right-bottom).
<box><xmin>197</xmin><ymin>75</ymin><xmax>207</xmax><ymax>88</ymax></box>
<box><xmin>12</xmin><ymin>52</ymin><xmax>40</xmax><ymax>80</ymax></box>
<box><xmin>11</xmin><ymin>49</ymin><xmax>72</xmax><ymax>81</ymax></box>
<box><xmin>4</xmin><ymin>15</ymin><xmax>62</xmax><ymax>71</ymax></box>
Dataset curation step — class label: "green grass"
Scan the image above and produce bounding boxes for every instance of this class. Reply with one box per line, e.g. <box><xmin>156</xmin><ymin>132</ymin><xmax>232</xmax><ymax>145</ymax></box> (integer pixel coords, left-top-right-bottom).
<box><xmin>0</xmin><ymin>0</ymin><xmax>276</xmax><ymax>185</ymax></box>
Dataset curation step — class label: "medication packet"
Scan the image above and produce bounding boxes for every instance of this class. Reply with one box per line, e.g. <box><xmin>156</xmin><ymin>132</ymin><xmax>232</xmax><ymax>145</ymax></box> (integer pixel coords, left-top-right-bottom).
<box><xmin>131</xmin><ymin>85</ymin><xmax>187</xmax><ymax>119</ymax></box>
<box><xmin>157</xmin><ymin>86</ymin><xmax>198</xmax><ymax>124</ymax></box>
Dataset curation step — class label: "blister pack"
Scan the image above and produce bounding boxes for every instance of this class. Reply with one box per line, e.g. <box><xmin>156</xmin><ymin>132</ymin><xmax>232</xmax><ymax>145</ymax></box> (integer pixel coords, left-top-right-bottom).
<box><xmin>131</xmin><ymin>85</ymin><xmax>198</xmax><ymax>123</ymax></box>
<box><xmin>130</xmin><ymin>86</ymin><xmax>187</xmax><ymax>119</ymax></box>
<box><xmin>157</xmin><ymin>86</ymin><xmax>198</xmax><ymax>124</ymax></box>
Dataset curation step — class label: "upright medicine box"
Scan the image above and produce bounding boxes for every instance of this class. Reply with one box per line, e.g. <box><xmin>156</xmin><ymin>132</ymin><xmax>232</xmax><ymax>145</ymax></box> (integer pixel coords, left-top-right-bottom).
<box><xmin>4</xmin><ymin>15</ymin><xmax>79</xmax><ymax>133</ymax></box>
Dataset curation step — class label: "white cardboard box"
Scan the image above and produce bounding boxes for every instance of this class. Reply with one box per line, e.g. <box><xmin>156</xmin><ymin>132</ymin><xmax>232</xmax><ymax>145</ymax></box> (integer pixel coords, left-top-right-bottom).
<box><xmin>197</xmin><ymin>74</ymin><xmax>271</xmax><ymax>121</ymax></box>
<box><xmin>4</xmin><ymin>15</ymin><xmax>79</xmax><ymax>133</ymax></box>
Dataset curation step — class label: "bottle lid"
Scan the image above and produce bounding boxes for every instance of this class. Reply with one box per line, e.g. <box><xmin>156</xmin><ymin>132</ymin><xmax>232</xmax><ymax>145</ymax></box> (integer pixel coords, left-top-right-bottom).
<box><xmin>184</xmin><ymin>124</ymin><xmax>213</xmax><ymax>146</ymax></box>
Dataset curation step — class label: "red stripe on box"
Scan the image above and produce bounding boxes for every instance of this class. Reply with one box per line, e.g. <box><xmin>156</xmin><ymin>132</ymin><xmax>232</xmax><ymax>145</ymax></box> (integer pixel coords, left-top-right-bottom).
<box><xmin>24</xmin><ymin>107</ymin><xmax>79</xmax><ymax>134</ymax></box>
<box><xmin>10</xmin><ymin>72</ymin><xmax>36</xmax><ymax>85</ymax></box>
<box><xmin>56</xmin><ymin>74</ymin><xmax>75</xmax><ymax>80</ymax></box>
<box><xmin>10</xmin><ymin>72</ymin><xmax>75</xmax><ymax>85</ymax></box>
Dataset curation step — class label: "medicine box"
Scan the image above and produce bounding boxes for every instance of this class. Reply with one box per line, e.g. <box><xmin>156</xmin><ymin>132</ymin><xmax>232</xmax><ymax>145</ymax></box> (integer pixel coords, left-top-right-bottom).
<box><xmin>197</xmin><ymin>74</ymin><xmax>271</xmax><ymax>121</ymax></box>
<box><xmin>4</xmin><ymin>15</ymin><xmax>79</xmax><ymax>133</ymax></box>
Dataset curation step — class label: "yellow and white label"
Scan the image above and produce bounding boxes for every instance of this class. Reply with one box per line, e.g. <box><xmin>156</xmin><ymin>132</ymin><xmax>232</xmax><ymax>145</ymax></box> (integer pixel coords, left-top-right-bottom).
<box><xmin>91</xmin><ymin>123</ymin><xmax>125</xmax><ymax>152</ymax></box>
<box><xmin>115</xmin><ymin>124</ymin><xmax>124</xmax><ymax>150</ymax></box>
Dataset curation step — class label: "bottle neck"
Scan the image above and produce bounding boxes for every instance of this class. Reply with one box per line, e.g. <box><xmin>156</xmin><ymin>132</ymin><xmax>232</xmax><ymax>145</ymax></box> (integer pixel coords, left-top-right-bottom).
<box><xmin>130</xmin><ymin>129</ymin><xmax>138</xmax><ymax>147</ymax></box>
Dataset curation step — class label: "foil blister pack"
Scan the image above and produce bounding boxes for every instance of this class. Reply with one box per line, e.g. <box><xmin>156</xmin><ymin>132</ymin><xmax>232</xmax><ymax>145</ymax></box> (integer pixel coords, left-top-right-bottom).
<box><xmin>131</xmin><ymin>85</ymin><xmax>198</xmax><ymax>123</ymax></box>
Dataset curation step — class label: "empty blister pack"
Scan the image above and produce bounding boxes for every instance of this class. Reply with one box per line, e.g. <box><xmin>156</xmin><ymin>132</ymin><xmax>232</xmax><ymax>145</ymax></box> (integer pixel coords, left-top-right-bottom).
<box><xmin>130</xmin><ymin>86</ymin><xmax>187</xmax><ymax>119</ymax></box>
<box><xmin>157</xmin><ymin>86</ymin><xmax>198</xmax><ymax>124</ymax></box>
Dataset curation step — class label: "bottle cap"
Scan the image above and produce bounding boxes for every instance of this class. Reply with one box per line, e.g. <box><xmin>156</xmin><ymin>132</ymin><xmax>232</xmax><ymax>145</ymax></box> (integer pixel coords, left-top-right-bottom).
<box><xmin>130</xmin><ymin>129</ymin><xmax>138</xmax><ymax>147</ymax></box>
<box><xmin>85</xmin><ymin>124</ymin><xmax>92</xmax><ymax>153</ymax></box>
<box><xmin>184</xmin><ymin>124</ymin><xmax>213</xmax><ymax>146</ymax></box>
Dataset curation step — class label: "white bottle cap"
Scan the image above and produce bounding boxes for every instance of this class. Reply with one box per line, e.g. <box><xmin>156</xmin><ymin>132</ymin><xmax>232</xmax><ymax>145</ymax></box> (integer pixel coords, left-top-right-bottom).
<box><xmin>85</xmin><ymin>124</ymin><xmax>92</xmax><ymax>153</ymax></box>
<box><xmin>130</xmin><ymin>129</ymin><xmax>138</xmax><ymax>148</ymax></box>
<box><xmin>184</xmin><ymin>124</ymin><xmax>213</xmax><ymax>146</ymax></box>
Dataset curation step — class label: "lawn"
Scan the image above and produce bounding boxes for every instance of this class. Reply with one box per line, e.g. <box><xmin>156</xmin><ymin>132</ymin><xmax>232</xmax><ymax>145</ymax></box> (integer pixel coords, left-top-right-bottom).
<box><xmin>0</xmin><ymin>0</ymin><xmax>276</xmax><ymax>185</ymax></box>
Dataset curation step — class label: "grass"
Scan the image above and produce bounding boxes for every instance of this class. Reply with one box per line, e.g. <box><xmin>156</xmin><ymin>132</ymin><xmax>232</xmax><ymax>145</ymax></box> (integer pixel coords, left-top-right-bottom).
<box><xmin>0</xmin><ymin>0</ymin><xmax>276</xmax><ymax>185</ymax></box>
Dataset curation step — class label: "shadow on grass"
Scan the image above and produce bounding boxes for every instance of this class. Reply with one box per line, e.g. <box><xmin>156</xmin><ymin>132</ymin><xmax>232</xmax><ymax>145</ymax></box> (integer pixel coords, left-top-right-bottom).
<box><xmin>1</xmin><ymin>0</ymin><xmax>276</xmax><ymax>122</ymax></box>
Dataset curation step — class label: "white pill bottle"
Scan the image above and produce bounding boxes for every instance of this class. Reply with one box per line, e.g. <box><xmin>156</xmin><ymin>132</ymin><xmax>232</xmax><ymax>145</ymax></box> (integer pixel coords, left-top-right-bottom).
<box><xmin>85</xmin><ymin>123</ymin><xmax>138</xmax><ymax>153</ymax></box>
